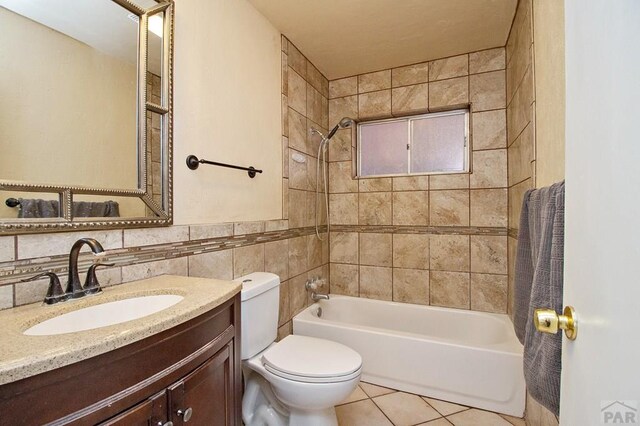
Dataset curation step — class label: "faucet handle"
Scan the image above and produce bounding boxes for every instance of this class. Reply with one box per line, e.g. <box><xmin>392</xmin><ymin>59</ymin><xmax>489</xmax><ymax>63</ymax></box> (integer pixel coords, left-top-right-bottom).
<box><xmin>83</xmin><ymin>262</ymin><xmax>115</xmax><ymax>295</ymax></box>
<box><xmin>22</xmin><ymin>272</ymin><xmax>67</xmax><ymax>305</ymax></box>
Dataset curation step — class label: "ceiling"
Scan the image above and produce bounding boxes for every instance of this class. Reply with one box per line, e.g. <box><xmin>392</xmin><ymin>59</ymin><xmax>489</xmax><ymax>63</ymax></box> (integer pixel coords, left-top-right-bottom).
<box><xmin>249</xmin><ymin>0</ymin><xmax>517</xmax><ymax>80</ymax></box>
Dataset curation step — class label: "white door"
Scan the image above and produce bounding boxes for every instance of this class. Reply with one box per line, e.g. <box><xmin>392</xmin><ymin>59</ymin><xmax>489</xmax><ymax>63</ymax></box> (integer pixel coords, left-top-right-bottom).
<box><xmin>561</xmin><ymin>1</ymin><xmax>640</xmax><ymax>425</ymax></box>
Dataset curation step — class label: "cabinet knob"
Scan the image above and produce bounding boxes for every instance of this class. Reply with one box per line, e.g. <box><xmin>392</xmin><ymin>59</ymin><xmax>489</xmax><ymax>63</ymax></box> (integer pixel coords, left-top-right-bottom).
<box><xmin>158</xmin><ymin>422</ymin><xmax>173</xmax><ymax>426</ymax></box>
<box><xmin>177</xmin><ymin>408</ymin><xmax>193</xmax><ymax>422</ymax></box>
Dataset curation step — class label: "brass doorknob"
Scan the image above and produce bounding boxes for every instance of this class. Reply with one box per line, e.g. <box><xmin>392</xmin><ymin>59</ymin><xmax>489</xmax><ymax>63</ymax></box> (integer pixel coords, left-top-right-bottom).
<box><xmin>534</xmin><ymin>306</ymin><xmax>578</xmax><ymax>340</ymax></box>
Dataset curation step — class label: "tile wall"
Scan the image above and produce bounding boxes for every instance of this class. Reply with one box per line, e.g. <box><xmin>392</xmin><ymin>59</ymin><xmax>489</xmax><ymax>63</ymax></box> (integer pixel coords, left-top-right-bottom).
<box><xmin>326</xmin><ymin>48</ymin><xmax>510</xmax><ymax>314</ymax></box>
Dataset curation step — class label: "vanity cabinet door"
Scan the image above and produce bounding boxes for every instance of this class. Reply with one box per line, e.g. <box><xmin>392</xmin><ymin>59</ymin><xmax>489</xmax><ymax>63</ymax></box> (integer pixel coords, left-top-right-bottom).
<box><xmin>100</xmin><ymin>391</ymin><xmax>167</xmax><ymax>426</ymax></box>
<box><xmin>168</xmin><ymin>341</ymin><xmax>235</xmax><ymax>426</ymax></box>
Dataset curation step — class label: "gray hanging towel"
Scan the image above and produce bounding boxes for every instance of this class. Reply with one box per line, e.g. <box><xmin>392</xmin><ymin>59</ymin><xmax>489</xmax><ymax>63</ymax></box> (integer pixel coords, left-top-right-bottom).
<box><xmin>17</xmin><ymin>199</ymin><xmax>120</xmax><ymax>218</ymax></box>
<box><xmin>72</xmin><ymin>201</ymin><xmax>120</xmax><ymax>218</ymax></box>
<box><xmin>17</xmin><ymin>199</ymin><xmax>59</xmax><ymax>218</ymax></box>
<box><xmin>513</xmin><ymin>180</ymin><xmax>565</xmax><ymax>416</ymax></box>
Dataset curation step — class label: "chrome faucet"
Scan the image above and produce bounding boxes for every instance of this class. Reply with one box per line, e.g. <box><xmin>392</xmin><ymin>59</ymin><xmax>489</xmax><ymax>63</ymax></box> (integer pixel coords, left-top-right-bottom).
<box><xmin>305</xmin><ymin>277</ymin><xmax>329</xmax><ymax>302</ymax></box>
<box><xmin>66</xmin><ymin>238</ymin><xmax>106</xmax><ymax>298</ymax></box>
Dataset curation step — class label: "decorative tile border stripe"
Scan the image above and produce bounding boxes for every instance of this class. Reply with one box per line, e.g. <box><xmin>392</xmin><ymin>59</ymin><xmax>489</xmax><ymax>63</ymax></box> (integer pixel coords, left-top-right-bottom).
<box><xmin>0</xmin><ymin>226</ymin><xmax>327</xmax><ymax>286</ymax></box>
<box><xmin>508</xmin><ymin>227</ymin><xmax>518</xmax><ymax>238</ymax></box>
<box><xmin>330</xmin><ymin>225</ymin><xmax>508</xmax><ymax>236</ymax></box>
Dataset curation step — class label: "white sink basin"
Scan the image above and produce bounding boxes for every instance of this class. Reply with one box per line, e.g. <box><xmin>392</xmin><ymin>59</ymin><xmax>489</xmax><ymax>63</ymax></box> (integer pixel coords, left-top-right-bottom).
<box><xmin>24</xmin><ymin>294</ymin><xmax>184</xmax><ymax>336</ymax></box>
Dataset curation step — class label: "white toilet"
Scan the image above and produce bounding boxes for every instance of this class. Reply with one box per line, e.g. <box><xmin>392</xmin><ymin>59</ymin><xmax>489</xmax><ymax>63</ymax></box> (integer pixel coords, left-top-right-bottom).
<box><xmin>239</xmin><ymin>272</ymin><xmax>362</xmax><ymax>426</ymax></box>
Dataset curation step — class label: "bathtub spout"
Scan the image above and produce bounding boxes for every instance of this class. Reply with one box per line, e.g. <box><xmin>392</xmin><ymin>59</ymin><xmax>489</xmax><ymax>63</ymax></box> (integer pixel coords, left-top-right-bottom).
<box><xmin>311</xmin><ymin>293</ymin><xmax>330</xmax><ymax>302</ymax></box>
<box><xmin>305</xmin><ymin>277</ymin><xmax>329</xmax><ymax>302</ymax></box>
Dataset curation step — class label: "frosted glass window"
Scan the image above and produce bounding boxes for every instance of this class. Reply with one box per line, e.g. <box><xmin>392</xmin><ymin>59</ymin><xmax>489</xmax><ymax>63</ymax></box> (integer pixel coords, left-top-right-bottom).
<box><xmin>358</xmin><ymin>120</ymin><xmax>408</xmax><ymax>176</ymax></box>
<box><xmin>357</xmin><ymin>109</ymin><xmax>468</xmax><ymax>177</ymax></box>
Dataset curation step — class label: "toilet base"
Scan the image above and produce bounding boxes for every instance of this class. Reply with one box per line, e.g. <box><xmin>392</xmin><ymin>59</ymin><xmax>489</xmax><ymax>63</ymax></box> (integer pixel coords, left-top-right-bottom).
<box><xmin>289</xmin><ymin>407</ymin><xmax>337</xmax><ymax>426</ymax></box>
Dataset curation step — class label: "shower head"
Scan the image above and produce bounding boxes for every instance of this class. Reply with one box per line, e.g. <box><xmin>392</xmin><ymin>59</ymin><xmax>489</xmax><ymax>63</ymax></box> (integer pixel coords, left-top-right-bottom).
<box><xmin>326</xmin><ymin>117</ymin><xmax>356</xmax><ymax>140</ymax></box>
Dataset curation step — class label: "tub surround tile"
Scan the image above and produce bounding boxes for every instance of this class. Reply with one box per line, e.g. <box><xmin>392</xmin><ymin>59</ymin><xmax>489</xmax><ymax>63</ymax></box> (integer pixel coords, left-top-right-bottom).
<box><xmin>447</xmin><ymin>408</ymin><xmax>512</xmax><ymax>426</ymax></box>
<box><xmin>470</xmin><ymin>70</ymin><xmax>506</xmax><ymax>112</ymax></box>
<box><xmin>287</xmin><ymin>68</ymin><xmax>307</xmax><ymax>115</ymax></box>
<box><xmin>358</xmin><ymin>90</ymin><xmax>392</xmax><ymax>119</ymax></box>
<box><xmin>508</xmin><ymin>179</ymin><xmax>533</xmax><ymax>229</ymax></box>
<box><xmin>429</xmin><ymin>174</ymin><xmax>469</xmax><ymax>190</ymax></box>
<box><xmin>188</xmin><ymin>250</ymin><xmax>233</xmax><ymax>281</ymax></box>
<box><xmin>288</xmin><ymin>107</ymin><xmax>307</xmax><ymax>153</ymax></box>
<box><xmin>330</xmin><ymin>76</ymin><xmax>358</xmax><ymax>99</ymax></box>
<box><xmin>472</xmin><ymin>110</ymin><xmax>507</xmax><ymax>150</ymax></box>
<box><xmin>289</xmin><ymin>273</ymin><xmax>308</xmax><ymax>316</ymax></box>
<box><xmin>429</xmin><ymin>55</ymin><xmax>468</xmax><ymax>81</ymax></box>
<box><xmin>359</xmin><ymin>266</ymin><xmax>392</xmax><ymax>300</ymax></box>
<box><xmin>189</xmin><ymin>223</ymin><xmax>233</xmax><ymax>240</ymax></box>
<box><xmin>469</xmin><ymin>48</ymin><xmax>506</xmax><ymax>74</ymax></box>
<box><xmin>287</xmin><ymin>42</ymin><xmax>306</xmax><ymax>78</ymax></box>
<box><xmin>306</xmin><ymin>84</ymin><xmax>324</xmax><ymax>126</ymax></box>
<box><xmin>429</xmin><ymin>190</ymin><xmax>470</xmax><ymax>226</ymax></box>
<box><xmin>360</xmin><ymin>382</ymin><xmax>396</xmax><ymax>398</ymax></box>
<box><xmin>328</xmin><ymin>129</ymin><xmax>352</xmax><ymax>162</ymax></box>
<box><xmin>281</xmin><ymin>52</ymin><xmax>288</xmax><ymax>95</ymax></box>
<box><xmin>508</xmin><ymin>122</ymin><xmax>535</xmax><ymax>185</ymax></box>
<box><xmin>470</xmin><ymin>236</ymin><xmax>508</xmax><ymax>274</ymax></box>
<box><xmin>329</xmin><ymin>96</ymin><xmax>358</xmax><ymax>127</ymax></box>
<box><xmin>18</xmin><ymin>230</ymin><xmax>123</xmax><ymax>259</ymax></box>
<box><xmin>0</xmin><ymin>237</ymin><xmax>15</xmax><ymax>262</ymax></box>
<box><xmin>393</xmin><ymin>234</ymin><xmax>429</xmax><ymax>270</ymax></box>
<box><xmin>288</xmin><ymin>236</ymin><xmax>309</xmax><ymax>277</ymax></box>
<box><xmin>329</xmin><ymin>263</ymin><xmax>359</xmax><ymax>296</ymax></box>
<box><xmin>393</xmin><ymin>268</ymin><xmax>429</xmax><ymax>305</ymax></box>
<box><xmin>359</xmin><ymin>70</ymin><xmax>391</xmax><ymax>93</ymax></box>
<box><xmin>470</xmin><ymin>189</ymin><xmax>508</xmax><ymax>227</ymax></box>
<box><xmin>373</xmin><ymin>392</ymin><xmax>441</xmax><ymax>425</ymax></box>
<box><xmin>306</xmin><ymin>62</ymin><xmax>325</xmax><ymax>95</ymax></box>
<box><xmin>277</xmin><ymin>321</ymin><xmax>292</xmax><ymax>341</ymax></box>
<box><xmin>470</xmin><ymin>149</ymin><xmax>508</xmax><ymax>188</ymax></box>
<box><xmin>392</xmin><ymin>83</ymin><xmax>429</xmax><ymax>115</ymax></box>
<box><xmin>393</xmin><ymin>191</ymin><xmax>429</xmax><ymax>225</ymax></box>
<box><xmin>330</xmin><ymin>193</ymin><xmax>359</xmax><ymax>225</ymax></box>
<box><xmin>306</xmin><ymin>235</ymin><xmax>323</xmax><ymax>270</ymax></box>
<box><xmin>265</xmin><ymin>240</ymin><xmax>289</xmax><ymax>281</ymax></box>
<box><xmin>278</xmin><ymin>279</ymin><xmax>290</xmax><ymax>327</ymax></box>
<box><xmin>330</xmin><ymin>232</ymin><xmax>359</xmax><ymax>264</ymax></box>
<box><xmin>430</xmin><ymin>271</ymin><xmax>470</xmax><ymax>309</ymax></box>
<box><xmin>393</xmin><ymin>175</ymin><xmax>429</xmax><ymax>191</ymax></box>
<box><xmin>471</xmin><ymin>273</ymin><xmax>508</xmax><ymax>313</ymax></box>
<box><xmin>359</xmin><ymin>177</ymin><xmax>392</xmax><ymax>193</ymax></box>
<box><xmin>430</xmin><ymin>235</ymin><xmax>470</xmax><ymax>272</ymax></box>
<box><xmin>281</xmin><ymin>95</ymin><xmax>289</xmax><ymax>137</ymax></box>
<box><xmin>329</xmin><ymin>161</ymin><xmax>358</xmax><ymax>193</ymax></box>
<box><xmin>336</xmin><ymin>399</ymin><xmax>393</xmax><ymax>426</ymax></box>
<box><xmin>392</xmin><ymin>62</ymin><xmax>429</xmax><ymax>87</ymax></box>
<box><xmin>359</xmin><ymin>233</ymin><xmax>392</xmax><ymax>267</ymax></box>
<box><xmin>288</xmin><ymin>189</ymin><xmax>307</xmax><ymax>228</ymax></box>
<box><xmin>359</xmin><ymin>193</ymin><xmax>392</xmax><ymax>225</ymax></box>
<box><xmin>422</xmin><ymin>397</ymin><xmax>468</xmax><ymax>416</ymax></box>
<box><xmin>282</xmin><ymin>180</ymin><xmax>290</xmax><ymax>220</ymax></box>
<box><xmin>429</xmin><ymin>77</ymin><xmax>469</xmax><ymax>110</ymax></box>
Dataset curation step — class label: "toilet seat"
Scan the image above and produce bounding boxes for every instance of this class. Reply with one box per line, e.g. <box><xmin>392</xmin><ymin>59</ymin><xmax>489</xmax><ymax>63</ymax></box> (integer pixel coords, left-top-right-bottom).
<box><xmin>261</xmin><ymin>335</ymin><xmax>362</xmax><ymax>384</ymax></box>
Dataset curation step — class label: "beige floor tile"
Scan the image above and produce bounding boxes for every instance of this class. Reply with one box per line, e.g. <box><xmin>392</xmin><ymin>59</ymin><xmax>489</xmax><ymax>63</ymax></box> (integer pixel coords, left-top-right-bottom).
<box><xmin>360</xmin><ymin>381</ymin><xmax>396</xmax><ymax>397</ymax></box>
<box><xmin>447</xmin><ymin>408</ymin><xmax>512</xmax><ymax>426</ymax></box>
<box><xmin>373</xmin><ymin>392</ymin><xmax>441</xmax><ymax>426</ymax></box>
<box><xmin>336</xmin><ymin>399</ymin><xmax>393</xmax><ymax>426</ymax></box>
<box><xmin>500</xmin><ymin>414</ymin><xmax>526</xmax><ymax>426</ymax></box>
<box><xmin>423</xmin><ymin>397</ymin><xmax>468</xmax><ymax>416</ymax></box>
<box><xmin>416</xmin><ymin>419</ymin><xmax>453</xmax><ymax>425</ymax></box>
<box><xmin>340</xmin><ymin>385</ymin><xmax>369</xmax><ymax>405</ymax></box>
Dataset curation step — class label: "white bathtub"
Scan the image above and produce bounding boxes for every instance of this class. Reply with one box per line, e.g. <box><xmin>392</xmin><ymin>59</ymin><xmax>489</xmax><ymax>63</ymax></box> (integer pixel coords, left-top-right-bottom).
<box><xmin>293</xmin><ymin>295</ymin><xmax>525</xmax><ymax>417</ymax></box>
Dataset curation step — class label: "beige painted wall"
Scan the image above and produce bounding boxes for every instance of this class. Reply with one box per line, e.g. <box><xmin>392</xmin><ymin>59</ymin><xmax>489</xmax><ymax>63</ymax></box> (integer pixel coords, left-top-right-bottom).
<box><xmin>0</xmin><ymin>7</ymin><xmax>143</xmax><ymax>218</ymax></box>
<box><xmin>172</xmin><ymin>0</ymin><xmax>282</xmax><ymax>224</ymax></box>
<box><xmin>533</xmin><ymin>0</ymin><xmax>566</xmax><ymax>187</ymax></box>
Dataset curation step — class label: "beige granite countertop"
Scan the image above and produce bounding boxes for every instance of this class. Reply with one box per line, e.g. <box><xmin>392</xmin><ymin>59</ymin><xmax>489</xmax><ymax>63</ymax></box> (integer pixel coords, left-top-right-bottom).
<box><xmin>0</xmin><ymin>275</ymin><xmax>241</xmax><ymax>386</ymax></box>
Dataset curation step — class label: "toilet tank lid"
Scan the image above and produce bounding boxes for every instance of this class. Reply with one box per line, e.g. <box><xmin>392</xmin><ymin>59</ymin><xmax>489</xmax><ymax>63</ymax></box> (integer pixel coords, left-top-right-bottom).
<box><xmin>237</xmin><ymin>272</ymin><xmax>280</xmax><ymax>301</ymax></box>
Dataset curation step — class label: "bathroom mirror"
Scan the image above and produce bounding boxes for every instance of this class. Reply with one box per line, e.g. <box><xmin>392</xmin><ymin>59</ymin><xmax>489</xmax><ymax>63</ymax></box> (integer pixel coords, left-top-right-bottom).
<box><xmin>0</xmin><ymin>0</ymin><xmax>174</xmax><ymax>234</ymax></box>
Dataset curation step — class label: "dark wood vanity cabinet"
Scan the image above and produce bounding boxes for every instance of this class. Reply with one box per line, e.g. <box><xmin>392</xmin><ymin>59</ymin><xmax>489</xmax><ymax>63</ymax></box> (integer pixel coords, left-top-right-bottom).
<box><xmin>0</xmin><ymin>294</ymin><xmax>242</xmax><ymax>426</ymax></box>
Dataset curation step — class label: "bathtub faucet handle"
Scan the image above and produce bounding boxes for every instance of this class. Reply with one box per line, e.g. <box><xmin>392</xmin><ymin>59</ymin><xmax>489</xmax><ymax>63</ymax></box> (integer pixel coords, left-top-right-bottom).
<box><xmin>306</xmin><ymin>277</ymin><xmax>329</xmax><ymax>302</ymax></box>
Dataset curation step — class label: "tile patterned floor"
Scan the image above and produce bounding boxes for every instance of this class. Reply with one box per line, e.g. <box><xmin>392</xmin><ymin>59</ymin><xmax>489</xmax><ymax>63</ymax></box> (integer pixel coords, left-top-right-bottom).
<box><xmin>336</xmin><ymin>382</ymin><xmax>526</xmax><ymax>426</ymax></box>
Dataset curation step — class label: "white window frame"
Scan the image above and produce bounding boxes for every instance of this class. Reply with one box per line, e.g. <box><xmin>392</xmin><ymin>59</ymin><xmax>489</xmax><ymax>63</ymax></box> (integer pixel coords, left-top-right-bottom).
<box><xmin>356</xmin><ymin>108</ymin><xmax>470</xmax><ymax>178</ymax></box>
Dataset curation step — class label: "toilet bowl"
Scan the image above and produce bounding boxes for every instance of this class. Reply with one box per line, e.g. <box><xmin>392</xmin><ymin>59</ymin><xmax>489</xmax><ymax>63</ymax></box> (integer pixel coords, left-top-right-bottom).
<box><xmin>238</xmin><ymin>272</ymin><xmax>362</xmax><ymax>426</ymax></box>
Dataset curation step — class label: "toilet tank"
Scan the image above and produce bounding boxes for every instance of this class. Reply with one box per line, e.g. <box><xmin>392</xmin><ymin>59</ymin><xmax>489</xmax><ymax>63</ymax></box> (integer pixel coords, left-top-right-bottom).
<box><xmin>238</xmin><ymin>272</ymin><xmax>280</xmax><ymax>360</ymax></box>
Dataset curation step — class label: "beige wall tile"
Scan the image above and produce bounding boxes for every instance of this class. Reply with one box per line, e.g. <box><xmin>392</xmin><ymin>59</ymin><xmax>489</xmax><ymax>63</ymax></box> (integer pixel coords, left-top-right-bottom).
<box><xmin>307</xmin><ymin>118</ymin><xmax>326</xmax><ymax>157</ymax></box>
<box><xmin>234</xmin><ymin>221</ymin><xmax>265</xmax><ymax>235</ymax></box>
<box><xmin>429</xmin><ymin>55</ymin><xmax>468</xmax><ymax>81</ymax></box>
<box><xmin>14</xmin><ymin>278</ymin><xmax>48</xmax><ymax>306</ymax></box>
<box><xmin>470</xmin><ymin>236</ymin><xmax>508</xmax><ymax>274</ymax></box>
<box><xmin>287</xmin><ymin>68</ymin><xmax>307</xmax><ymax>115</ymax></box>
<box><xmin>306</xmin><ymin>84</ymin><xmax>323</xmax><ymax>125</ymax></box>
<box><xmin>282</xmin><ymin>136</ymin><xmax>289</xmax><ymax>178</ymax></box>
<box><xmin>360</xmin><ymin>233</ymin><xmax>392</xmax><ymax>267</ymax></box>
<box><xmin>330</xmin><ymin>232</ymin><xmax>359</xmax><ymax>264</ymax></box>
<box><xmin>508</xmin><ymin>121</ymin><xmax>535</xmax><ymax>185</ymax></box>
<box><xmin>469</xmin><ymin>48</ymin><xmax>506</xmax><ymax>74</ymax></box>
<box><xmin>328</xmin><ymin>129</ymin><xmax>352</xmax><ymax>162</ymax></box>
<box><xmin>288</xmin><ymin>236</ymin><xmax>308</xmax><ymax>277</ymax></box>
<box><xmin>0</xmin><ymin>236</ymin><xmax>15</xmax><ymax>262</ymax></box>
<box><xmin>304</xmin><ymin>190</ymin><xmax>317</xmax><ymax>227</ymax></box>
<box><xmin>278</xmin><ymin>279</ymin><xmax>291</xmax><ymax>326</ymax></box>
<box><xmin>306</xmin><ymin>62</ymin><xmax>324</xmax><ymax>94</ymax></box>
<box><xmin>470</xmin><ymin>149</ymin><xmax>508</xmax><ymax>188</ymax></box>
<box><xmin>392</xmin><ymin>191</ymin><xmax>428</xmax><ymax>225</ymax></box>
<box><xmin>359</xmin><ymin>90</ymin><xmax>392</xmax><ymax>119</ymax></box>
<box><xmin>430</xmin><ymin>190</ymin><xmax>470</xmax><ymax>226</ymax></box>
<box><xmin>330</xmin><ymin>263</ymin><xmax>359</xmax><ymax>296</ymax></box>
<box><xmin>329</xmin><ymin>161</ymin><xmax>358</xmax><ymax>193</ymax></box>
<box><xmin>393</xmin><ymin>268</ymin><xmax>429</xmax><ymax>305</ymax></box>
<box><xmin>289</xmin><ymin>273</ymin><xmax>308</xmax><ymax>316</ymax></box>
<box><xmin>282</xmin><ymin>94</ymin><xmax>289</xmax><ymax>137</ymax></box>
<box><xmin>507</xmin><ymin>66</ymin><xmax>534</xmax><ymax>145</ymax></box>
<box><xmin>471</xmin><ymin>273</ymin><xmax>508</xmax><ymax>313</ymax></box>
<box><xmin>429</xmin><ymin>77</ymin><xmax>469</xmax><ymax>110</ymax></box>
<box><xmin>472</xmin><ymin>110</ymin><xmax>507</xmax><ymax>150</ymax></box>
<box><xmin>122</xmin><ymin>258</ymin><xmax>188</xmax><ymax>283</ymax></box>
<box><xmin>330</xmin><ymin>76</ymin><xmax>358</xmax><ymax>99</ymax></box>
<box><xmin>329</xmin><ymin>193</ymin><xmax>358</xmax><ymax>225</ymax></box>
<box><xmin>0</xmin><ymin>285</ymin><xmax>13</xmax><ymax>310</ymax></box>
<box><xmin>188</xmin><ymin>250</ymin><xmax>233</xmax><ymax>280</ymax></box>
<box><xmin>392</xmin><ymin>63</ymin><xmax>429</xmax><ymax>87</ymax></box>
<box><xmin>281</xmin><ymin>35</ymin><xmax>288</xmax><ymax>53</ymax></box>
<box><xmin>288</xmin><ymin>189</ymin><xmax>307</xmax><ymax>228</ymax></box>
<box><xmin>277</xmin><ymin>321</ymin><xmax>292</xmax><ymax>341</ymax></box>
<box><xmin>359</xmin><ymin>70</ymin><xmax>391</xmax><ymax>93</ymax></box>
<box><xmin>429</xmin><ymin>173</ymin><xmax>469</xmax><ymax>190</ymax></box>
<box><xmin>393</xmin><ymin>234</ymin><xmax>429</xmax><ymax>269</ymax></box>
<box><xmin>508</xmin><ymin>179</ymin><xmax>533</xmax><ymax>229</ymax></box>
<box><xmin>508</xmin><ymin>236</ymin><xmax>517</xmax><ymax>316</ymax></box>
<box><xmin>281</xmin><ymin>52</ymin><xmax>288</xmax><ymax>95</ymax></box>
<box><xmin>359</xmin><ymin>178</ymin><xmax>392</xmax><ymax>192</ymax></box>
<box><xmin>392</xmin><ymin>83</ymin><xmax>429</xmax><ymax>115</ymax></box>
<box><xmin>470</xmin><ymin>70</ymin><xmax>506</xmax><ymax>112</ymax></box>
<box><xmin>360</xmin><ymin>266</ymin><xmax>392</xmax><ymax>300</ymax></box>
<box><xmin>233</xmin><ymin>244</ymin><xmax>265</xmax><ymax>278</ymax></box>
<box><xmin>307</xmin><ymin>234</ymin><xmax>323</xmax><ymax>270</ymax></box>
<box><xmin>18</xmin><ymin>230</ymin><xmax>123</xmax><ymax>259</ymax></box>
<box><xmin>265</xmin><ymin>240</ymin><xmax>289</xmax><ymax>281</ymax></box>
<box><xmin>430</xmin><ymin>235</ymin><xmax>470</xmax><ymax>272</ymax></box>
<box><xmin>392</xmin><ymin>176</ymin><xmax>429</xmax><ymax>191</ymax></box>
<box><xmin>329</xmin><ymin>96</ymin><xmax>358</xmax><ymax>126</ymax></box>
<box><xmin>359</xmin><ymin>192</ymin><xmax>392</xmax><ymax>225</ymax></box>
<box><xmin>282</xmin><ymin>179</ymin><xmax>289</xmax><ymax>219</ymax></box>
<box><xmin>470</xmin><ymin>189</ymin><xmax>508</xmax><ymax>227</ymax></box>
<box><xmin>430</xmin><ymin>271</ymin><xmax>470</xmax><ymax>309</ymax></box>
<box><xmin>288</xmin><ymin>107</ymin><xmax>307</xmax><ymax>153</ymax></box>
<box><xmin>287</xmin><ymin>43</ymin><xmax>307</xmax><ymax>78</ymax></box>
<box><xmin>289</xmin><ymin>149</ymin><xmax>312</xmax><ymax>190</ymax></box>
